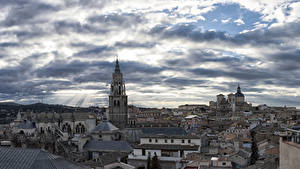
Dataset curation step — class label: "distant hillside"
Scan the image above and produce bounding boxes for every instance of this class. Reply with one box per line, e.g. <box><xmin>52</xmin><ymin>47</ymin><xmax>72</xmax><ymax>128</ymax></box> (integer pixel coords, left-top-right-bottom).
<box><xmin>0</xmin><ymin>102</ymin><xmax>20</xmax><ymax>106</ymax></box>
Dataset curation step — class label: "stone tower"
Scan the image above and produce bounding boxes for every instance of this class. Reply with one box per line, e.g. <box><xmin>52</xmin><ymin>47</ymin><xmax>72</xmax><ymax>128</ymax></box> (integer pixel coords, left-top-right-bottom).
<box><xmin>109</xmin><ymin>58</ymin><xmax>128</xmax><ymax>129</ymax></box>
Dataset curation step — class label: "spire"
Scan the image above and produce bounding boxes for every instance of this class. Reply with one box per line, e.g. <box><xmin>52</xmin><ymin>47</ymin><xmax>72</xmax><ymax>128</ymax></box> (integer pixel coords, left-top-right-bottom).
<box><xmin>235</xmin><ymin>83</ymin><xmax>244</xmax><ymax>97</ymax></box>
<box><xmin>114</xmin><ymin>56</ymin><xmax>120</xmax><ymax>73</ymax></box>
<box><xmin>237</xmin><ymin>83</ymin><xmax>241</xmax><ymax>93</ymax></box>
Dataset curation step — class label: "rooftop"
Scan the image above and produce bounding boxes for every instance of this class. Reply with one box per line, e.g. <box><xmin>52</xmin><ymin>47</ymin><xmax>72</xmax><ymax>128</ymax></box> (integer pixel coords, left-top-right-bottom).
<box><xmin>134</xmin><ymin>144</ymin><xmax>199</xmax><ymax>151</ymax></box>
<box><xmin>0</xmin><ymin>147</ymin><xmax>85</xmax><ymax>169</ymax></box>
<box><xmin>84</xmin><ymin>140</ymin><xmax>132</xmax><ymax>152</ymax></box>
<box><xmin>91</xmin><ymin>120</ymin><xmax>119</xmax><ymax>132</ymax></box>
<box><xmin>141</xmin><ymin>127</ymin><xmax>187</xmax><ymax>136</ymax></box>
<box><xmin>17</xmin><ymin>121</ymin><xmax>36</xmax><ymax>129</ymax></box>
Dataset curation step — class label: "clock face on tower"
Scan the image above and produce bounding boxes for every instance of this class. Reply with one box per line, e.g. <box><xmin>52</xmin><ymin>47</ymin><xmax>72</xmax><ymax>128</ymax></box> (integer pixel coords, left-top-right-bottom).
<box><xmin>109</xmin><ymin>59</ymin><xmax>128</xmax><ymax>129</ymax></box>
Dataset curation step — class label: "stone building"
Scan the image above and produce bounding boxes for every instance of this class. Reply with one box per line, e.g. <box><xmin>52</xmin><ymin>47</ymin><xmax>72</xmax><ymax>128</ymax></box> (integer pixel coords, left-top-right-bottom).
<box><xmin>128</xmin><ymin>134</ymin><xmax>202</xmax><ymax>169</ymax></box>
<box><xmin>279</xmin><ymin>126</ymin><xmax>300</xmax><ymax>169</ymax></box>
<box><xmin>209</xmin><ymin>84</ymin><xmax>252</xmax><ymax>113</ymax></box>
<box><xmin>232</xmin><ymin>84</ymin><xmax>252</xmax><ymax>113</ymax></box>
<box><xmin>109</xmin><ymin>59</ymin><xmax>128</xmax><ymax>129</ymax></box>
<box><xmin>35</xmin><ymin>111</ymin><xmax>96</xmax><ymax>135</ymax></box>
<box><xmin>90</xmin><ymin>118</ymin><xmax>121</xmax><ymax>141</ymax></box>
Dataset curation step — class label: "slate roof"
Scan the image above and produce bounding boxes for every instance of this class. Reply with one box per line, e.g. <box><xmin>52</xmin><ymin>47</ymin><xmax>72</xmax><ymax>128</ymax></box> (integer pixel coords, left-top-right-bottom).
<box><xmin>84</xmin><ymin>140</ymin><xmax>132</xmax><ymax>152</ymax></box>
<box><xmin>37</xmin><ymin>112</ymin><xmax>95</xmax><ymax>122</ymax></box>
<box><xmin>17</xmin><ymin>121</ymin><xmax>36</xmax><ymax>129</ymax></box>
<box><xmin>237</xmin><ymin>149</ymin><xmax>251</xmax><ymax>158</ymax></box>
<box><xmin>0</xmin><ymin>148</ymin><xmax>86</xmax><ymax>169</ymax></box>
<box><xmin>92</xmin><ymin>120</ymin><xmax>119</xmax><ymax>132</ymax></box>
<box><xmin>141</xmin><ymin>127</ymin><xmax>187</xmax><ymax>136</ymax></box>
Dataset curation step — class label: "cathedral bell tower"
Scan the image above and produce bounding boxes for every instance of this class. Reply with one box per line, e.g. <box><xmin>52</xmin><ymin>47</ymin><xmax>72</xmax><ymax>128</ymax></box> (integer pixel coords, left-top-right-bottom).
<box><xmin>109</xmin><ymin>58</ymin><xmax>128</xmax><ymax>129</ymax></box>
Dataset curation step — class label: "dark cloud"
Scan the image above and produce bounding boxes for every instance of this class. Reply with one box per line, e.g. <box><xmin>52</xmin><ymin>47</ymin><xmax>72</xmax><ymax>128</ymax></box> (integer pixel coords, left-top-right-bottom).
<box><xmin>270</xmin><ymin>49</ymin><xmax>300</xmax><ymax>71</ymax></box>
<box><xmin>88</xmin><ymin>13</ymin><xmax>144</xmax><ymax>28</ymax></box>
<box><xmin>247</xmin><ymin>94</ymin><xmax>300</xmax><ymax>107</ymax></box>
<box><xmin>0</xmin><ymin>42</ymin><xmax>19</xmax><ymax>47</ymax></box>
<box><xmin>0</xmin><ymin>79</ymin><xmax>71</xmax><ymax>97</ymax></box>
<box><xmin>0</xmin><ymin>60</ymin><xmax>32</xmax><ymax>83</ymax></box>
<box><xmin>121</xmin><ymin>61</ymin><xmax>164</xmax><ymax>74</ymax></box>
<box><xmin>36</xmin><ymin>60</ymin><xmax>95</xmax><ymax>78</ymax></box>
<box><xmin>126</xmin><ymin>73</ymin><xmax>167</xmax><ymax>86</ymax></box>
<box><xmin>54</xmin><ymin>21</ymin><xmax>109</xmax><ymax>35</ymax></box>
<box><xmin>163</xmin><ymin>78</ymin><xmax>206</xmax><ymax>87</ymax></box>
<box><xmin>165</xmin><ymin>49</ymin><xmax>258</xmax><ymax>67</ymax></box>
<box><xmin>1</xmin><ymin>2</ymin><xmax>59</xmax><ymax>27</ymax></box>
<box><xmin>150</xmin><ymin>22</ymin><xmax>300</xmax><ymax>46</ymax></box>
<box><xmin>35</xmin><ymin>59</ymin><xmax>165</xmax><ymax>86</ymax></box>
<box><xmin>67</xmin><ymin>0</ymin><xmax>108</xmax><ymax>8</ymax></box>
<box><xmin>73</xmin><ymin>72</ymin><xmax>111</xmax><ymax>83</ymax></box>
<box><xmin>73</xmin><ymin>45</ymin><xmax>114</xmax><ymax>57</ymax></box>
<box><xmin>189</xmin><ymin>50</ymin><xmax>257</xmax><ymax>64</ymax></box>
<box><xmin>114</xmin><ymin>41</ymin><xmax>157</xmax><ymax>49</ymax></box>
<box><xmin>189</xmin><ymin>67</ymin><xmax>274</xmax><ymax>80</ymax></box>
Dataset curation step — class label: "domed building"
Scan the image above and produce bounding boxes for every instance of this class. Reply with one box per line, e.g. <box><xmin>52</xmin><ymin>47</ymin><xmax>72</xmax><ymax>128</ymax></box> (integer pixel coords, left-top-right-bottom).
<box><xmin>90</xmin><ymin>118</ymin><xmax>121</xmax><ymax>141</ymax></box>
<box><xmin>233</xmin><ymin>84</ymin><xmax>252</xmax><ymax>113</ymax></box>
<box><xmin>235</xmin><ymin>84</ymin><xmax>245</xmax><ymax>103</ymax></box>
<box><xmin>210</xmin><ymin>84</ymin><xmax>252</xmax><ymax>113</ymax></box>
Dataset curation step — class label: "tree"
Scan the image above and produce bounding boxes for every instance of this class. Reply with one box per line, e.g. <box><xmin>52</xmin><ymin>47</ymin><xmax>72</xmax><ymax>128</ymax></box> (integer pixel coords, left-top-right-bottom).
<box><xmin>250</xmin><ymin>130</ymin><xmax>258</xmax><ymax>165</ymax></box>
<box><xmin>151</xmin><ymin>153</ymin><xmax>161</xmax><ymax>169</ymax></box>
<box><xmin>147</xmin><ymin>152</ymin><xmax>152</xmax><ymax>169</ymax></box>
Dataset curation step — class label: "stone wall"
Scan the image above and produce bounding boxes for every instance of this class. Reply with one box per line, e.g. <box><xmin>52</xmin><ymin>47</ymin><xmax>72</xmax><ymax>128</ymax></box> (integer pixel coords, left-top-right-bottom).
<box><xmin>279</xmin><ymin>138</ymin><xmax>300</xmax><ymax>169</ymax></box>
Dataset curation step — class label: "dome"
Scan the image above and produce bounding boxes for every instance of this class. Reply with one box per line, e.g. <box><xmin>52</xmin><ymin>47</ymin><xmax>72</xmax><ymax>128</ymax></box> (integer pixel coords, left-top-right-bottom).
<box><xmin>235</xmin><ymin>92</ymin><xmax>244</xmax><ymax>97</ymax></box>
<box><xmin>92</xmin><ymin>120</ymin><xmax>119</xmax><ymax>132</ymax></box>
<box><xmin>235</xmin><ymin>84</ymin><xmax>244</xmax><ymax>97</ymax></box>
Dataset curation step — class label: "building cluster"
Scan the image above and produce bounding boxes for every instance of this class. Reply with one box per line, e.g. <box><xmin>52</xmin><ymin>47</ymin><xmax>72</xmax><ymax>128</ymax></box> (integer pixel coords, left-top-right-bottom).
<box><xmin>209</xmin><ymin>85</ymin><xmax>252</xmax><ymax>115</ymax></box>
<box><xmin>0</xmin><ymin>59</ymin><xmax>299</xmax><ymax>169</ymax></box>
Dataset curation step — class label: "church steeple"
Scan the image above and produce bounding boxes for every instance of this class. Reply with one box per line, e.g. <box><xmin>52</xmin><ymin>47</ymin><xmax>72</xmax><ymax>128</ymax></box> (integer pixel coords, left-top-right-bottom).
<box><xmin>235</xmin><ymin>83</ymin><xmax>244</xmax><ymax>98</ymax></box>
<box><xmin>237</xmin><ymin>83</ymin><xmax>241</xmax><ymax>93</ymax></box>
<box><xmin>114</xmin><ymin>57</ymin><xmax>120</xmax><ymax>73</ymax></box>
<box><xmin>109</xmin><ymin>57</ymin><xmax>128</xmax><ymax>129</ymax></box>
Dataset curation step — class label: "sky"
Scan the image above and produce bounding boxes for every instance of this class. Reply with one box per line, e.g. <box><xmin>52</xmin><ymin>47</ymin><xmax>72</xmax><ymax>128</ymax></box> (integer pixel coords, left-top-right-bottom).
<box><xmin>0</xmin><ymin>0</ymin><xmax>300</xmax><ymax>108</ymax></box>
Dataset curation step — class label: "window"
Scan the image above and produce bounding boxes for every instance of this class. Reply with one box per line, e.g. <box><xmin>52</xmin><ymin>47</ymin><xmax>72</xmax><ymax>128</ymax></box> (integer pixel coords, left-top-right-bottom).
<box><xmin>155</xmin><ymin>139</ymin><xmax>158</xmax><ymax>143</ymax></box>
<box><xmin>188</xmin><ymin>139</ymin><xmax>191</xmax><ymax>143</ymax></box>
<box><xmin>149</xmin><ymin>139</ymin><xmax>152</xmax><ymax>143</ymax></box>
<box><xmin>222</xmin><ymin>162</ymin><xmax>226</xmax><ymax>166</ymax></box>
<box><xmin>182</xmin><ymin>139</ymin><xmax>185</xmax><ymax>143</ymax></box>
<box><xmin>165</xmin><ymin>139</ymin><xmax>167</xmax><ymax>143</ymax></box>
<box><xmin>171</xmin><ymin>139</ymin><xmax>174</xmax><ymax>143</ymax></box>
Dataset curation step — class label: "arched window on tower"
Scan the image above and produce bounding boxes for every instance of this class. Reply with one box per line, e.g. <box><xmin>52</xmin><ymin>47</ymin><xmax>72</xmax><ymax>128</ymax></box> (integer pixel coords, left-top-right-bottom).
<box><xmin>114</xmin><ymin>100</ymin><xmax>117</xmax><ymax>106</ymax></box>
<box><xmin>117</xmin><ymin>100</ymin><xmax>120</xmax><ymax>106</ymax></box>
<box><xmin>81</xmin><ymin>125</ymin><xmax>86</xmax><ymax>133</ymax></box>
<box><xmin>76</xmin><ymin>125</ymin><xmax>79</xmax><ymax>133</ymax></box>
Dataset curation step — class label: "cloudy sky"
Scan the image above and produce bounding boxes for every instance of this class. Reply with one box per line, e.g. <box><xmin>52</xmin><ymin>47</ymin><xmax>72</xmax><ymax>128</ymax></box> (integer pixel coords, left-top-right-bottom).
<box><xmin>0</xmin><ymin>0</ymin><xmax>300</xmax><ymax>108</ymax></box>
